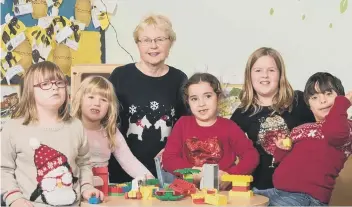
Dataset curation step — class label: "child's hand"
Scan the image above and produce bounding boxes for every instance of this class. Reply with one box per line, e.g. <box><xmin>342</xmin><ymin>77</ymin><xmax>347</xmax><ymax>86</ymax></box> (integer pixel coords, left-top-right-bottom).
<box><xmin>274</xmin><ymin>133</ymin><xmax>292</xmax><ymax>150</ymax></box>
<box><xmin>82</xmin><ymin>188</ymin><xmax>104</xmax><ymax>202</ymax></box>
<box><xmin>345</xmin><ymin>91</ymin><xmax>352</xmax><ymax>104</ymax></box>
<box><xmin>10</xmin><ymin>198</ymin><xmax>33</xmax><ymax>207</ymax></box>
<box><xmin>192</xmin><ymin>166</ymin><xmax>203</xmax><ymax>184</ymax></box>
<box><xmin>219</xmin><ymin>170</ymin><xmax>231</xmax><ymax>190</ymax></box>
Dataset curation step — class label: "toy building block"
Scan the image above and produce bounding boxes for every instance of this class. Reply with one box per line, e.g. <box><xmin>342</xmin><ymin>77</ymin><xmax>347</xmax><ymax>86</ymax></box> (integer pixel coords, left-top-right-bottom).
<box><xmin>283</xmin><ymin>137</ymin><xmax>292</xmax><ymax>148</ymax></box>
<box><xmin>204</xmin><ymin>194</ymin><xmax>227</xmax><ymax>206</ymax></box>
<box><xmin>140</xmin><ymin>186</ymin><xmax>159</xmax><ymax>200</ymax></box>
<box><xmin>174</xmin><ymin>168</ymin><xmax>201</xmax><ymax>183</ymax></box>
<box><xmin>169</xmin><ymin>179</ymin><xmax>197</xmax><ymax>196</ymax></box>
<box><xmin>191</xmin><ymin>193</ymin><xmax>205</xmax><ymax>204</ymax></box>
<box><xmin>155</xmin><ymin>190</ymin><xmax>184</xmax><ymax>201</ymax></box>
<box><xmin>124</xmin><ymin>190</ymin><xmax>142</xmax><ymax>199</ymax></box>
<box><xmin>221</xmin><ymin>175</ymin><xmax>254</xmax><ymax>198</ymax></box>
<box><xmin>117</xmin><ymin>183</ymin><xmax>132</xmax><ymax>193</ymax></box>
<box><xmin>88</xmin><ymin>196</ymin><xmax>101</xmax><ymax>204</ymax></box>
<box><xmin>109</xmin><ymin>185</ymin><xmax>125</xmax><ymax>196</ymax></box>
<box><xmin>92</xmin><ymin>167</ymin><xmax>109</xmax><ymax>196</ymax></box>
<box><xmin>145</xmin><ymin>178</ymin><xmax>160</xmax><ymax>187</ymax></box>
<box><xmin>200</xmin><ymin>164</ymin><xmax>219</xmax><ymax>190</ymax></box>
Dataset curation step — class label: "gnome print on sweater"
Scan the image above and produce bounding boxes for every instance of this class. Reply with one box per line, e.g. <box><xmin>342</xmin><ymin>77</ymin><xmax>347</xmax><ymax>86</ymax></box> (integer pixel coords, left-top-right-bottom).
<box><xmin>126</xmin><ymin>101</ymin><xmax>175</xmax><ymax>142</ymax></box>
<box><xmin>29</xmin><ymin>138</ymin><xmax>78</xmax><ymax>206</ymax></box>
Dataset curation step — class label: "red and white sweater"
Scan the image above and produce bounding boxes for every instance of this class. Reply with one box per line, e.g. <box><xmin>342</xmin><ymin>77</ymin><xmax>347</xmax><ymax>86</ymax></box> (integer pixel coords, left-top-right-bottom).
<box><xmin>273</xmin><ymin>96</ymin><xmax>352</xmax><ymax>203</ymax></box>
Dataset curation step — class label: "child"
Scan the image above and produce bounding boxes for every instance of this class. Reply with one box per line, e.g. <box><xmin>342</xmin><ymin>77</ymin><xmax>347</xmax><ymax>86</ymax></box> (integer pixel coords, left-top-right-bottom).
<box><xmin>230</xmin><ymin>47</ymin><xmax>315</xmax><ymax>190</ymax></box>
<box><xmin>1</xmin><ymin>61</ymin><xmax>102</xmax><ymax>207</ymax></box>
<box><xmin>162</xmin><ymin>73</ymin><xmax>259</xmax><ymax>190</ymax></box>
<box><xmin>71</xmin><ymin>76</ymin><xmax>153</xmax><ymax>194</ymax></box>
<box><xmin>259</xmin><ymin>72</ymin><xmax>352</xmax><ymax>206</ymax></box>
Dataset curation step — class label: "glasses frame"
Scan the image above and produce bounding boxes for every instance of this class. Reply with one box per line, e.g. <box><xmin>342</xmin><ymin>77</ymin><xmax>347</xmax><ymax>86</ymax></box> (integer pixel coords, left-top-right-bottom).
<box><xmin>138</xmin><ymin>37</ymin><xmax>170</xmax><ymax>46</ymax></box>
<box><xmin>33</xmin><ymin>80</ymin><xmax>68</xmax><ymax>90</ymax></box>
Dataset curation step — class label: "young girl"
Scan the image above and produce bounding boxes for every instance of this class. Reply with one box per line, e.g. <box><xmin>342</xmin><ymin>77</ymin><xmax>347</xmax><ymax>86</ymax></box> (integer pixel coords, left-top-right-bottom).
<box><xmin>71</xmin><ymin>76</ymin><xmax>154</xmax><ymax>194</ymax></box>
<box><xmin>1</xmin><ymin>61</ymin><xmax>102</xmax><ymax>207</ymax></box>
<box><xmin>230</xmin><ymin>47</ymin><xmax>315</xmax><ymax>190</ymax></box>
<box><xmin>162</xmin><ymin>73</ymin><xmax>259</xmax><ymax>190</ymax></box>
<box><xmin>260</xmin><ymin>72</ymin><xmax>352</xmax><ymax>206</ymax></box>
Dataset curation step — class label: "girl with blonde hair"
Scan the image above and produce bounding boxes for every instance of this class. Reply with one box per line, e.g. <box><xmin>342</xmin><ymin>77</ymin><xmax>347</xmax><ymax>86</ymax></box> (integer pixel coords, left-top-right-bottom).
<box><xmin>1</xmin><ymin>61</ymin><xmax>102</xmax><ymax>207</ymax></box>
<box><xmin>230</xmin><ymin>47</ymin><xmax>315</xmax><ymax>191</ymax></box>
<box><xmin>71</xmin><ymin>76</ymin><xmax>153</xmax><ymax>195</ymax></box>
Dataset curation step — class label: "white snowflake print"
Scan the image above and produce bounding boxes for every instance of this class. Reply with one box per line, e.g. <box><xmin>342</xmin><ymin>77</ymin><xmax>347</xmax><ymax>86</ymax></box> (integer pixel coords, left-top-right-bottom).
<box><xmin>38</xmin><ymin>170</ymin><xmax>43</xmax><ymax>176</ymax></box>
<box><xmin>308</xmin><ymin>130</ymin><xmax>316</xmax><ymax>137</ymax></box>
<box><xmin>47</xmin><ymin>162</ymin><xmax>53</xmax><ymax>169</ymax></box>
<box><xmin>150</xmin><ymin>101</ymin><xmax>159</xmax><ymax>111</ymax></box>
<box><xmin>129</xmin><ymin>105</ymin><xmax>137</xmax><ymax>115</ymax></box>
<box><xmin>171</xmin><ymin>108</ymin><xmax>175</xmax><ymax>117</ymax></box>
<box><xmin>58</xmin><ymin>157</ymin><xmax>62</xmax><ymax>164</ymax></box>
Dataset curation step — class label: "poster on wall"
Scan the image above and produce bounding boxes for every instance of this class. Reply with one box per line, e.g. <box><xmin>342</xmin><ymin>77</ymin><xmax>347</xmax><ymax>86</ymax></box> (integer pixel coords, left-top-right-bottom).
<box><xmin>1</xmin><ymin>85</ymin><xmax>20</xmax><ymax>131</ymax></box>
<box><xmin>218</xmin><ymin>83</ymin><xmax>243</xmax><ymax>119</ymax></box>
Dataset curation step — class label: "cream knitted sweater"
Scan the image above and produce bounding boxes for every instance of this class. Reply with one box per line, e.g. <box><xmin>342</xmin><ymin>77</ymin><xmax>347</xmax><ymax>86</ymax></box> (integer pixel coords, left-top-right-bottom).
<box><xmin>1</xmin><ymin>118</ymin><xmax>94</xmax><ymax>207</ymax></box>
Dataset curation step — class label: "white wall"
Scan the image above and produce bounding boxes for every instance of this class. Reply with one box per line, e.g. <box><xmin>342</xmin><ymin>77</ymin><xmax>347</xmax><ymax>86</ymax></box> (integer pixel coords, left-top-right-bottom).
<box><xmin>105</xmin><ymin>0</ymin><xmax>352</xmax><ymax>93</ymax></box>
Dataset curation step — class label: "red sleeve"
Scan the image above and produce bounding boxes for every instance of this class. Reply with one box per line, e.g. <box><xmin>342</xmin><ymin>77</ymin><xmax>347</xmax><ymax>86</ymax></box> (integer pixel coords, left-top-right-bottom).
<box><xmin>162</xmin><ymin>117</ymin><xmax>193</xmax><ymax>173</ymax></box>
<box><xmin>322</xmin><ymin>96</ymin><xmax>352</xmax><ymax>147</ymax></box>
<box><xmin>273</xmin><ymin>147</ymin><xmax>290</xmax><ymax>163</ymax></box>
<box><xmin>226</xmin><ymin>122</ymin><xmax>259</xmax><ymax>174</ymax></box>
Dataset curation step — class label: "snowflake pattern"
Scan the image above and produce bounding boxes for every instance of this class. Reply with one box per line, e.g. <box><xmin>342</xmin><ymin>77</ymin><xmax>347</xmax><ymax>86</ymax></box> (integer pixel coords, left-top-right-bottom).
<box><xmin>38</xmin><ymin>170</ymin><xmax>43</xmax><ymax>176</ymax></box>
<box><xmin>308</xmin><ymin>130</ymin><xmax>316</xmax><ymax>137</ymax></box>
<box><xmin>58</xmin><ymin>157</ymin><xmax>62</xmax><ymax>164</ymax></box>
<box><xmin>150</xmin><ymin>101</ymin><xmax>159</xmax><ymax>111</ymax></box>
<box><xmin>171</xmin><ymin>108</ymin><xmax>175</xmax><ymax>117</ymax></box>
<box><xmin>129</xmin><ymin>105</ymin><xmax>137</xmax><ymax>115</ymax></box>
<box><xmin>47</xmin><ymin>162</ymin><xmax>53</xmax><ymax>169</ymax></box>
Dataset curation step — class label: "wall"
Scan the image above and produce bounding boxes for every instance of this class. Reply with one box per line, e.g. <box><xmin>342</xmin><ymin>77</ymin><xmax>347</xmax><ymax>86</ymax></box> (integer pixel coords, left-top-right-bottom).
<box><xmin>105</xmin><ymin>0</ymin><xmax>352</xmax><ymax>91</ymax></box>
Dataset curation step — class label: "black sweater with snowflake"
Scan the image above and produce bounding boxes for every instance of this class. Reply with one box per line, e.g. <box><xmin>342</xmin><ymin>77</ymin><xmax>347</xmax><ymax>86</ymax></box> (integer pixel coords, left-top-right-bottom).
<box><xmin>230</xmin><ymin>91</ymin><xmax>315</xmax><ymax>190</ymax></box>
<box><xmin>108</xmin><ymin>63</ymin><xmax>188</xmax><ymax>183</ymax></box>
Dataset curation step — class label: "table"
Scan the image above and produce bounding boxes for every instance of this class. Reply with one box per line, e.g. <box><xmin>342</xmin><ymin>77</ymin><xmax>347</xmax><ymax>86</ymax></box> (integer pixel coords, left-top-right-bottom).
<box><xmin>81</xmin><ymin>192</ymin><xmax>269</xmax><ymax>206</ymax></box>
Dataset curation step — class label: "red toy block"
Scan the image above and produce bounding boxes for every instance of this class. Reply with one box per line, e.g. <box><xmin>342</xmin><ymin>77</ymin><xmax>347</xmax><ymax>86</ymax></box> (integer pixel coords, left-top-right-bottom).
<box><xmin>93</xmin><ymin>167</ymin><xmax>109</xmax><ymax>196</ymax></box>
<box><xmin>169</xmin><ymin>179</ymin><xmax>197</xmax><ymax>196</ymax></box>
<box><xmin>231</xmin><ymin>186</ymin><xmax>250</xmax><ymax>192</ymax></box>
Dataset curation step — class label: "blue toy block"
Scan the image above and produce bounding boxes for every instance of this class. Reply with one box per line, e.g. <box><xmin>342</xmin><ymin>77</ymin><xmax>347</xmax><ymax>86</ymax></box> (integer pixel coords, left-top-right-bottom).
<box><xmin>88</xmin><ymin>196</ymin><xmax>101</xmax><ymax>204</ymax></box>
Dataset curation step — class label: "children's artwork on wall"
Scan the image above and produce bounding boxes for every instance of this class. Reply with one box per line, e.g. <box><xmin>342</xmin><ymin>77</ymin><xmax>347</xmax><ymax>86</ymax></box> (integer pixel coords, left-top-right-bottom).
<box><xmin>0</xmin><ymin>84</ymin><xmax>20</xmax><ymax>131</ymax></box>
<box><xmin>13</xmin><ymin>0</ymin><xmax>33</xmax><ymax>16</ymax></box>
<box><xmin>218</xmin><ymin>83</ymin><xmax>243</xmax><ymax>119</ymax></box>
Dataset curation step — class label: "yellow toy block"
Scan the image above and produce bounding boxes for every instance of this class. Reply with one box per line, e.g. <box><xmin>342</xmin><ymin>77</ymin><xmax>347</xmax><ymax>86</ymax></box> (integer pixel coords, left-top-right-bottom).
<box><xmin>231</xmin><ymin>181</ymin><xmax>250</xmax><ymax>187</ymax></box>
<box><xmin>229</xmin><ymin>190</ymin><xmax>253</xmax><ymax>197</ymax></box>
<box><xmin>140</xmin><ymin>186</ymin><xmax>158</xmax><ymax>200</ymax></box>
<box><xmin>221</xmin><ymin>174</ymin><xmax>253</xmax><ymax>182</ymax></box>
<box><xmin>204</xmin><ymin>194</ymin><xmax>227</xmax><ymax>206</ymax></box>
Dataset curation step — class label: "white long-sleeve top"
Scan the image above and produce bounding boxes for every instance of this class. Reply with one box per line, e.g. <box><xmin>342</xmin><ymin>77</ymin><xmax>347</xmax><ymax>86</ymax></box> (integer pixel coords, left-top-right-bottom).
<box><xmin>85</xmin><ymin>127</ymin><xmax>152</xmax><ymax>178</ymax></box>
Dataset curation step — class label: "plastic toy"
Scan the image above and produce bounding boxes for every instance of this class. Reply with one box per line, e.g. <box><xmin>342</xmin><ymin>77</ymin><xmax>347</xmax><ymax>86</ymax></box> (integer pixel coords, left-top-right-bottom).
<box><xmin>204</xmin><ymin>193</ymin><xmax>227</xmax><ymax>206</ymax></box>
<box><xmin>283</xmin><ymin>137</ymin><xmax>292</xmax><ymax>148</ymax></box>
<box><xmin>154</xmin><ymin>189</ymin><xmax>184</xmax><ymax>201</ymax></box>
<box><xmin>145</xmin><ymin>178</ymin><xmax>160</xmax><ymax>186</ymax></box>
<box><xmin>200</xmin><ymin>164</ymin><xmax>219</xmax><ymax>190</ymax></box>
<box><xmin>174</xmin><ymin>168</ymin><xmax>201</xmax><ymax>183</ymax></box>
<box><xmin>88</xmin><ymin>196</ymin><xmax>101</xmax><ymax>204</ymax></box>
<box><xmin>139</xmin><ymin>186</ymin><xmax>159</xmax><ymax>200</ymax></box>
<box><xmin>169</xmin><ymin>179</ymin><xmax>197</xmax><ymax>196</ymax></box>
<box><xmin>92</xmin><ymin>167</ymin><xmax>109</xmax><ymax>196</ymax></box>
<box><xmin>124</xmin><ymin>190</ymin><xmax>142</xmax><ymax>199</ymax></box>
<box><xmin>221</xmin><ymin>175</ymin><xmax>253</xmax><ymax>197</ymax></box>
<box><xmin>191</xmin><ymin>189</ymin><xmax>227</xmax><ymax>205</ymax></box>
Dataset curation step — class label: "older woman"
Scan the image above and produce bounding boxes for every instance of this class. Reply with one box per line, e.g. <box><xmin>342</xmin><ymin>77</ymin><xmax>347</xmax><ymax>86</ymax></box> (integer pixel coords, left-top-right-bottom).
<box><xmin>108</xmin><ymin>14</ymin><xmax>188</xmax><ymax>183</ymax></box>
